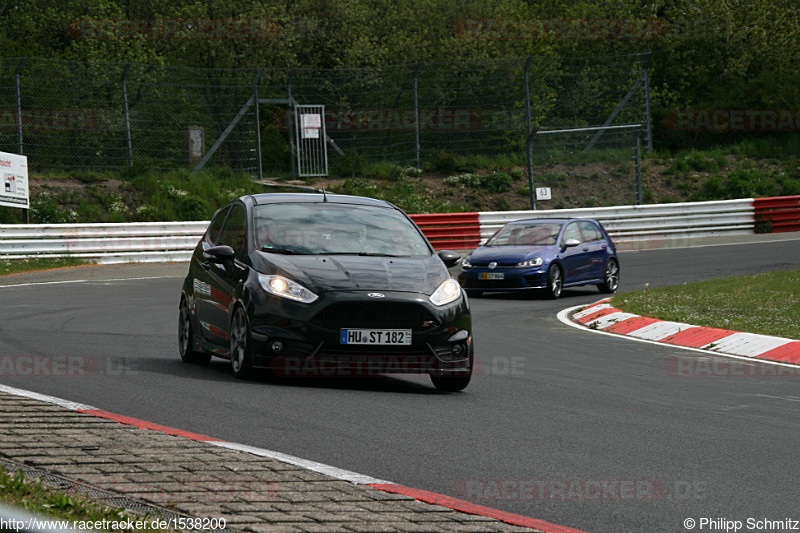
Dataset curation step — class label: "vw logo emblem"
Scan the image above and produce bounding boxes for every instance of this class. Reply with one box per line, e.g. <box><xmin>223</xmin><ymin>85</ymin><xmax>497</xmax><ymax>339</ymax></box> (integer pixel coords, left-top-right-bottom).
<box><xmin>368</xmin><ymin>292</ymin><xmax>386</xmax><ymax>298</ymax></box>
<box><xmin>488</xmin><ymin>262</ymin><xmax>497</xmax><ymax>270</ymax></box>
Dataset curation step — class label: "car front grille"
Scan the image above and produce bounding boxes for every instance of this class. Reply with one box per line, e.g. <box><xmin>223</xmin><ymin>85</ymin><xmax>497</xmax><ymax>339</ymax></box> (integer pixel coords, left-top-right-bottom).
<box><xmin>318</xmin><ymin>344</ymin><xmax>433</xmax><ymax>357</ymax></box>
<box><xmin>472</xmin><ymin>263</ymin><xmax>517</xmax><ymax>268</ymax></box>
<box><xmin>312</xmin><ymin>302</ymin><xmax>439</xmax><ymax>331</ymax></box>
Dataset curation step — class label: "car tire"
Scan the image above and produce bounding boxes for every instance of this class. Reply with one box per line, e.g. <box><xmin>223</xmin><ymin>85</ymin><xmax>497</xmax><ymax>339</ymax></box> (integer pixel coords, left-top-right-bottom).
<box><xmin>598</xmin><ymin>258</ymin><xmax>619</xmax><ymax>293</ymax></box>
<box><xmin>545</xmin><ymin>263</ymin><xmax>562</xmax><ymax>299</ymax></box>
<box><xmin>230</xmin><ymin>306</ymin><xmax>254</xmax><ymax>379</ymax></box>
<box><xmin>179</xmin><ymin>298</ymin><xmax>211</xmax><ymax>364</ymax></box>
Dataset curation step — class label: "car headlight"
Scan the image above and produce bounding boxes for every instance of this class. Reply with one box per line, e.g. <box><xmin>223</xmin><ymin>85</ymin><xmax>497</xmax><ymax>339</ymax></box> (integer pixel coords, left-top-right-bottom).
<box><xmin>258</xmin><ymin>274</ymin><xmax>318</xmax><ymax>304</ymax></box>
<box><xmin>461</xmin><ymin>257</ymin><xmax>472</xmax><ymax>269</ymax></box>
<box><xmin>430</xmin><ymin>278</ymin><xmax>462</xmax><ymax>307</ymax></box>
<box><xmin>516</xmin><ymin>257</ymin><xmax>543</xmax><ymax>269</ymax></box>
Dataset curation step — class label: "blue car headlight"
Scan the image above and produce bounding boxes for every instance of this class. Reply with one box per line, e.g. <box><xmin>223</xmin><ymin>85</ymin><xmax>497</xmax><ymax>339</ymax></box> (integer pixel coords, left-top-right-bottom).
<box><xmin>258</xmin><ymin>274</ymin><xmax>319</xmax><ymax>304</ymax></box>
<box><xmin>516</xmin><ymin>257</ymin><xmax>543</xmax><ymax>269</ymax></box>
<box><xmin>430</xmin><ymin>278</ymin><xmax>462</xmax><ymax>306</ymax></box>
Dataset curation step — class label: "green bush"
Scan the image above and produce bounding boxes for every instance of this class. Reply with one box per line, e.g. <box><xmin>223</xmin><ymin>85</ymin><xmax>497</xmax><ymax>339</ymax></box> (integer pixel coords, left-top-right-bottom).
<box><xmin>331</xmin><ymin>152</ymin><xmax>367</xmax><ymax>177</ymax></box>
<box><xmin>445</xmin><ymin>171</ymin><xmax>512</xmax><ymax>193</ymax></box>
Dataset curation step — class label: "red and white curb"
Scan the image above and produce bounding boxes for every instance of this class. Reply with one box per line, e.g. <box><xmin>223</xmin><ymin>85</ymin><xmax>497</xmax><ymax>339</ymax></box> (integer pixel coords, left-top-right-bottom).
<box><xmin>560</xmin><ymin>299</ymin><xmax>800</xmax><ymax>365</ymax></box>
<box><xmin>0</xmin><ymin>383</ymin><xmax>583</xmax><ymax>533</ymax></box>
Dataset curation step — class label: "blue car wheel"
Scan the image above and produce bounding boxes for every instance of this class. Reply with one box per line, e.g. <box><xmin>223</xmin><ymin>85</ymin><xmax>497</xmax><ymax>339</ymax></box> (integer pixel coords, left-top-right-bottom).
<box><xmin>546</xmin><ymin>263</ymin><xmax>562</xmax><ymax>299</ymax></box>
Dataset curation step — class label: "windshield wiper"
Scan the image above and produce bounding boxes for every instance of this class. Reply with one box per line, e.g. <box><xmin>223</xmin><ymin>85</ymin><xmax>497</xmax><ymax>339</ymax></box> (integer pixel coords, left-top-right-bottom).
<box><xmin>261</xmin><ymin>246</ymin><xmax>308</xmax><ymax>255</ymax></box>
<box><xmin>323</xmin><ymin>252</ymin><xmax>400</xmax><ymax>257</ymax></box>
<box><xmin>357</xmin><ymin>252</ymin><xmax>400</xmax><ymax>257</ymax></box>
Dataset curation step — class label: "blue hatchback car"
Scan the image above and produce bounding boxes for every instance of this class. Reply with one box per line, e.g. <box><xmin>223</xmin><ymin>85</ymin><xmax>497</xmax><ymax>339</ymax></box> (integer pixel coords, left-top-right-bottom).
<box><xmin>457</xmin><ymin>218</ymin><xmax>619</xmax><ymax>299</ymax></box>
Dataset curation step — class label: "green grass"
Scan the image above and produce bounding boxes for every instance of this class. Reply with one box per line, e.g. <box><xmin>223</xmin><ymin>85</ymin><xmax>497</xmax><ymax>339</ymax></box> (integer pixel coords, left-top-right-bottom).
<box><xmin>0</xmin><ymin>257</ymin><xmax>88</xmax><ymax>276</ymax></box>
<box><xmin>611</xmin><ymin>269</ymin><xmax>800</xmax><ymax>339</ymax></box>
<box><xmin>0</xmin><ymin>466</ymin><xmax>169</xmax><ymax>532</ymax></box>
<box><xmin>334</xmin><ymin>178</ymin><xmax>467</xmax><ymax>213</ymax></box>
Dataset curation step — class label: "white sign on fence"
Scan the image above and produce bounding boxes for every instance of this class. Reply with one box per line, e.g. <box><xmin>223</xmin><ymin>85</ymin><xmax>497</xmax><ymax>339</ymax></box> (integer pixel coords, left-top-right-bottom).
<box><xmin>535</xmin><ymin>187</ymin><xmax>551</xmax><ymax>201</ymax></box>
<box><xmin>302</xmin><ymin>114</ymin><xmax>321</xmax><ymax>128</ymax></box>
<box><xmin>0</xmin><ymin>151</ymin><xmax>29</xmax><ymax>209</ymax></box>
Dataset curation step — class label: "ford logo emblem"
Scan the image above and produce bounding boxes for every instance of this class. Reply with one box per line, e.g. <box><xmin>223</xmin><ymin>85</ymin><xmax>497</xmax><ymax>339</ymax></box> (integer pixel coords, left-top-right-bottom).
<box><xmin>488</xmin><ymin>262</ymin><xmax>497</xmax><ymax>269</ymax></box>
<box><xmin>368</xmin><ymin>293</ymin><xmax>386</xmax><ymax>298</ymax></box>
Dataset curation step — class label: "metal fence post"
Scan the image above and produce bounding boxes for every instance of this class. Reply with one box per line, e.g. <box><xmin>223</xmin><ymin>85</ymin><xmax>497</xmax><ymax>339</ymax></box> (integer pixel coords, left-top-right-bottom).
<box><xmin>413</xmin><ymin>63</ymin><xmax>422</xmax><ymax>168</ymax></box>
<box><xmin>524</xmin><ymin>56</ymin><xmax>536</xmax><ymax>210</ymax></box>
<box><xmin>287</xmin><ymin>69</ymin><xmax>297</xmax><ymax>180</ymax></box>
<box><xmin>635</xmin><ymin>127</ymin><xmax>643</xmax><ymax>204</ymax></box>
<box><xmin>14</xmin><ymin>57</ymin><xmax>27</xmax><ymax>155</ymax></box>
<box><xmin>643</xmin><ymin>51</ymin><xmax>653</xmax><ymax>152</ymax></box>
<box><xmin>253</xmin><ymin>68</ymin><xmax>264</xmax><ymax>180</ymax></box>
<box><xmin>122</xmin><ymin>63</ymin><xmax>133</xmax><ymax>167</ymax></box>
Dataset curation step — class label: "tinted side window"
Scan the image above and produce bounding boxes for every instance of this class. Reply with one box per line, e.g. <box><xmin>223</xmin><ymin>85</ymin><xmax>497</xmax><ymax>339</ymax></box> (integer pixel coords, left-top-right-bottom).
<box><xmin>578</xmin><ymin>221</ymin><xmax>603</xmax><ymax>242</ymax></box>
<box><xmin>205</xmin><ymin>206</ymin><xmax>231</xmax><ymax>245</ymax></box>
<box><xmin>218</xmin><ymin>204</ymin><xmax>247</xmax><ymax>256</ymax></box>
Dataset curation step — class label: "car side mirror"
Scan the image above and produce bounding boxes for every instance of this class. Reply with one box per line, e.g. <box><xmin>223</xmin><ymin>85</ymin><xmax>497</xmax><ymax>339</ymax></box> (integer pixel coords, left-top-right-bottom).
<box><xmin>563</xmin><ymin>238</ymin><xmax>581</xmax><ymax>248</ymax></box>
<box><xmin>437</xmin><ymin>250</ymin><xmax>461</xmax><ymax>268</ymax></box>
<box><xmin>204</xmin><ymin>245</ymin><xmax>236</xmax><ymax>264</ymax></box>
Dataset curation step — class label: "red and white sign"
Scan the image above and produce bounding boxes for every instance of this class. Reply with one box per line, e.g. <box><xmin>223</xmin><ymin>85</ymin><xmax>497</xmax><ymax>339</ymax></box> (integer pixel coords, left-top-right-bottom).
<box><xmin>0</xmin><ymin>150</ymin><xmax>29</xmax><ymax>209</ymax></box>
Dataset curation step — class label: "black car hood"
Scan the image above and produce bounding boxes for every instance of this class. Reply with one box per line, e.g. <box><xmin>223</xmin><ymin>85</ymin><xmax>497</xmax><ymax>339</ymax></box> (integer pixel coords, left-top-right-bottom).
<box><xmin>253</xmin><ymin>252</ymin><xmax>448</xmax><ymax>294</ymax></box>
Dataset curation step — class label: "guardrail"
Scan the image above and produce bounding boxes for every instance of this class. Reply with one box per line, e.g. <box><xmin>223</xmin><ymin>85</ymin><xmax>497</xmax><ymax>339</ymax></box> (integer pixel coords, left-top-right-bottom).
<box><xmin>754</xmin><ymin>195</ymin><xmax>800</xmax><ymax>233</ymax></box>
<box><xmin>0</xmin><ymin>222</ymin><xmax>206</xmax><ymax>263</ymax></box>
<box><xmin>479</xmin><ymin>198</ymin><xmax>757</xmax><ymax>251</ymax></box>
<box><xmin>408</xmin><ymin>213</ymin><xmax>481</xmax><ymax>250</ymax></box>
<box><xmin>2</xmin><ymin>197</ymin><xmax>799</xmax><ymax>262</ymax></box>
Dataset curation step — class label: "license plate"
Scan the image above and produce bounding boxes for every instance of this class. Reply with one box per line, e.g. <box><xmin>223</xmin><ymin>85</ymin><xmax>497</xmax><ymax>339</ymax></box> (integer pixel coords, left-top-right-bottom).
<box><xmin>480</xmin><ymin>272</ymin><xmax>505</xmax><ymax>280</ymax></box>
<box><xmin>340</xmin><ymin>329</ymin><xmax>412</xmax><ymax>345</ymax></box>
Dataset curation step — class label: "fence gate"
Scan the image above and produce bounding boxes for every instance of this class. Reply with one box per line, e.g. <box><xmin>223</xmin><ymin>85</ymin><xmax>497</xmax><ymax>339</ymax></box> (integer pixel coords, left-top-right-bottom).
<box><xmin>293</xmin><ymin>105</ymin><xmax>328</xmax><ymax>177</ymax></box>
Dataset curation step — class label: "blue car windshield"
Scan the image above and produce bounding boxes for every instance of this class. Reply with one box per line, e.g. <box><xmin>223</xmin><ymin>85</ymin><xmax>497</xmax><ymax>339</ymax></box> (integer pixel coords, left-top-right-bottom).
<box><xmin>254</xmin><ymin>203</ymin><xmax>431</xmax><ymax>257</ymax></box>
<box><xmin>485</xmin><ymin>222</ymin><xmax>562</xmax><ymax>247</ymax></box>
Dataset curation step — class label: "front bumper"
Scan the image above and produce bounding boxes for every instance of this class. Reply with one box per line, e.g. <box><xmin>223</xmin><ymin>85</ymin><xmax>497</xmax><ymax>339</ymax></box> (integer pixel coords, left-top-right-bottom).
<box><xmin>458</xmin><ymin>267</ymin><xmax>547</xmax><ymax>290</ymax></box>
<box><xmin>247</xmin><ymin>289</ymin><xmax>472</xmax><ymax>376</ymax></box>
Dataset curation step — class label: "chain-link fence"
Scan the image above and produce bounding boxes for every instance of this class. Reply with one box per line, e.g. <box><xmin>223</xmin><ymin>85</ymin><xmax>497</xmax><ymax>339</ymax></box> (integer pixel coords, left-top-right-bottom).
<box><xmin>1</xmin><ymin>53</ymin><xmax>651</xmax><ymax>206</ymax></box>
<box><xmin>0</xmin><ymin>57</ymin><xmax>259</xmax><ymax>172</ymax></box>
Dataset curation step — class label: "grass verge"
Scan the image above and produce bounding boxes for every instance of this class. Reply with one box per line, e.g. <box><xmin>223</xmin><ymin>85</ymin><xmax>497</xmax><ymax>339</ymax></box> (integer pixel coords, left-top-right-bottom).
<box><xmin>0</xmin><ymin>258</ymin><xmax>89</xmax><ymax>277</ymax></box>
<box><xmin>0</xmin><ymin>465</ymin><xmax>168</xmax><ymax>532</ymax></box>
<box><xmin>611</xmin><ymin>268</ymin><xmax>800</xmax><ymax>339</ymax></box>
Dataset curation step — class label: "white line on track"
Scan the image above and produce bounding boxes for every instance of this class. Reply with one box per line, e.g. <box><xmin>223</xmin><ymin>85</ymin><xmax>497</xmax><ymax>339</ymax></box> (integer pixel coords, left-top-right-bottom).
<box><xmin>209</xmin><ymin>441</ymin><xmax>390</xmax><ymax>485</ymax></box>
<box><xmin>0</xmin><ymin>276</ymin><xmax>181</xmax><ymax>288</ymax></box>
<box><xmin>0</xmin><ymin>382</ymin><xmax>390</xmax><ymax>485</ymax></box>
<box><xmin>0</xmin><ymin>383</ymin><xmax>96</xmax><ymax>411</ymax></box>
<box><xmin>556</xmin><ymin>304</ymin><xmax>800</xmax><ymax>370</ymax></box>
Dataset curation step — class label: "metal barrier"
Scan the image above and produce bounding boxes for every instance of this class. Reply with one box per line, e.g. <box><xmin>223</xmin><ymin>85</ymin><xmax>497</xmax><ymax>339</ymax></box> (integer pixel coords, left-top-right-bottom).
<box><xmin>753</xmin><ymin>195</ymin><xmax>800</xmax><ymax>233</ymax></box>
<box><xmin>408</xmin><ymin>213</ymin><xmax>481</xmax><ymax>250</ymax></box>
<box><xmin>4</xmin><ymin>197</ymin><xmax>800</xmax><ymax>262</ymax></box>
<box><xmin>0</xmin><ymin>222</ymin><xmax>206</xmax><ymax>263</ymax></box>
<box><xmin>479</xmin><ymin>199</ymin><xmax>756</xmax><ymax>251</ymax></box>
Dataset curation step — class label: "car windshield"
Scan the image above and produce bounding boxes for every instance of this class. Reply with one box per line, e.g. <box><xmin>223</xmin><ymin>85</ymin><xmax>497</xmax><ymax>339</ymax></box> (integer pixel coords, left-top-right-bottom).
<box><xmin>254</xmin><ymin>202</ymin><xmax>431</xmax><ymax>257</ymax></box>
<box><xmin>485</xmin><ymin>222</ymin><xmax>562</xmax><ymax>247</ymax></box>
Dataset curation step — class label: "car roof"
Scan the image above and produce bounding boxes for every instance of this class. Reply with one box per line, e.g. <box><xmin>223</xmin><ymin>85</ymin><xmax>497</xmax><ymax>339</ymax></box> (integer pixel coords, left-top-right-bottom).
<box><xmin>504</xmin><ymin>217</ymin><xmax>598</xmax><ymax>225</ymax></box>
<box><xmin>249</xmin><ymin>193</ymin><xmax>394</xmax><ymax>208</ymax></box>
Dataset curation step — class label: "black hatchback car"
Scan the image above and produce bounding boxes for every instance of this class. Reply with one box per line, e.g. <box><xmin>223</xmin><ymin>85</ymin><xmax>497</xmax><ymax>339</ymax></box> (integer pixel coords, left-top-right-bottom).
<box><xmin>179</xmin><ymin>193</ymin><xmax>473</xmax><ymax>391</ymax></box>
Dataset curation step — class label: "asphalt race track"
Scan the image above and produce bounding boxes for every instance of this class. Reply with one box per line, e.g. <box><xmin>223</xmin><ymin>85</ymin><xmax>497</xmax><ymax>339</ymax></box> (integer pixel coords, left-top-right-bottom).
<box><xmin>1</xmin><ymin>236</ymin><xmax>799</xmax><ymax>533</ymax></box>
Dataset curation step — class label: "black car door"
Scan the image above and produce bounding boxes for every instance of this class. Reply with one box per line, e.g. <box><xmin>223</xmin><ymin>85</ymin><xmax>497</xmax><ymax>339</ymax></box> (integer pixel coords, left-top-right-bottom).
<box><xmin>193</xmin><ymin>206</ymin><xmax>230</xmax><ymax>347</ymax></box>
<box><xmin>201</xmin><ymin>203</ymin><xmax>249</xmax><ymax>348</ymax></box>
